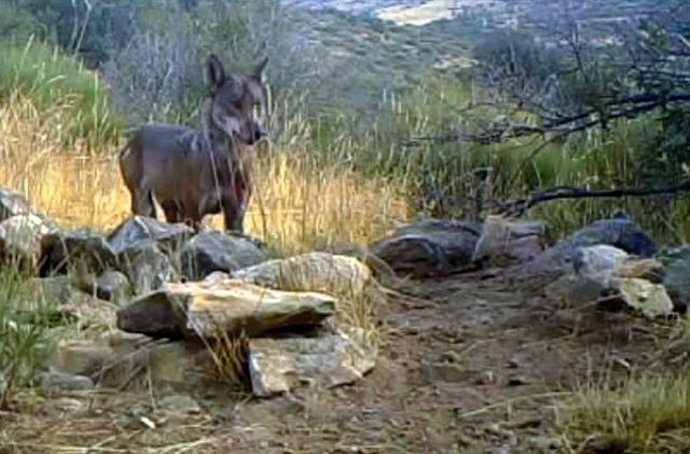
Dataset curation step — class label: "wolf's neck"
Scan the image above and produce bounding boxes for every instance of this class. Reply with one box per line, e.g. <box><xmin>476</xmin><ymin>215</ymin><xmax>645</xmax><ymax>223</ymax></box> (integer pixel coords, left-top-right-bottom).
<box><xmin>201</xmin><ymin>99</ymin><xmax>233</xmax><ymax>155</ymax></box>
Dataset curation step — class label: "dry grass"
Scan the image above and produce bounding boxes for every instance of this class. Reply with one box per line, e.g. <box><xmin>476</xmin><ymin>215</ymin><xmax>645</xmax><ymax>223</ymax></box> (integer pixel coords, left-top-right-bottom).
<box><xmin>0</xmin><ymin>95</ymin><xmax>410</xmax><ymax>254</ymax></box>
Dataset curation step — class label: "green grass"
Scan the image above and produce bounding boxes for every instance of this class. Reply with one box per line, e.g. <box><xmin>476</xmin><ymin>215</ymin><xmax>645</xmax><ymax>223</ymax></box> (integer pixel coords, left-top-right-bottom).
<box><xmin>560</xmin><ymin>371</ymin><xmax>690</xmax><ymax>452</ymax></box>
<box><xmin>0</xmin><ymin>40</ymin><xmax>124</xmax><ymax>150</ymax></box>
<box><xmin>0</xmin><ymin>268</ymin><xmax>60</xmax><ymax>409</ymax></box>
<box><xmin>305</xmin><ymin>68</ymin><xmax>690</xmax><ymax>245</ymax></box>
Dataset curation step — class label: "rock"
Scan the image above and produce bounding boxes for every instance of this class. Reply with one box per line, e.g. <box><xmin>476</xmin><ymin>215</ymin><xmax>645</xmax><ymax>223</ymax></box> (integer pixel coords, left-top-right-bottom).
<box><xmin>232</xmin><ymin>252</ymin><xmax>374</xmax><ymax>299</ymax></box>
<box><xmin>51</xmin><ymin>340</ymin><xmax>115</xmax><ymax>377</ymax></box>
<box><xmin>557</xmin><ymin>247</ymin><xmax>672</xmax><ymax>314</ymax></box>
<box><xmin>248</xmin><ymin>330</ymin><xmax>375</xmax><ymax>397</ymax></box>
<box><xmin>548</xmin><ymin>246</ymin><xmax>628</xmax><ymax>304</ymax></box>
<box><xmin>180</xmin><ymin>230</ymin><xmax>268</xmax><ymax>281</ymax></box>
<box><xmin>119</xmin><ymin>240</ymin><xmax>177</xmax><ymax>295</ymax></box>
<box><xmin>522</xmin><ymin>214</ymin><xmax>656</xmax><ymax>278</ymax></box>
<box><xmin>146</xmin><ymin>342</ymin><xmax>215</xmax><ymax>386</ymax></box>
<box><xmin>0</xmin><ymin>186</ymin><xmax>45</xmax><ymax>222</ymax></box>
<box><xmin>319</xmin><ymin>242</ymin><xmax>397</xmax><ymax>280</ymax></box>
<box><xmin>548</xmin><ymin>249</ymin><xmax>668</xmax><ymax>307</ymax></box>
<box><xmin>661</xmin><ymin>246</ymin><xmax>690</xmax><ymax>313</ymax></box>
<box><xmin>573</xmin><ymin>245</ymin><xmax>629</xmax><ymax>277</ymax></box>
<box><xmin>39</xmin><ymin>229</ymin><xmax>119</xmax><ymax>276</ymax></box>
<box><xmin>369</xmin><ymin>219</ymin><xmax>480</xmax><ymax>277</ymax></box>
<box><xmin>96</xmin><ymin>340</ymin><xmax>216</xmax><ymax>388</ymax></box>
<box><xmin>41</xmin><ymin>369</ymin><xmax>94</xmax><ymax>393</ymax></box>
<box><xmin>476</xmin><ymin>370</ymin><xmax>496</xmax><ymax>385</ymax></box>
<box><xmin>95</xmin><ymin>271</ymin><xmax>132</xmax><ymax>302</ymax></box>
<box><xmin>0</xmin><ymin>214</ymin><xmax>58</xmax><ymax>270</ymax></box>
<box><xmin>101</xmin><ymin>330</ymin><xmax>150</xmax><ymax>349</ymax></box>
<box><xmin>472</xmin><ymin>216</ymin><xmax>546</xmax><ymax>267</ymax></box>
<box><xmin>116</xmin><ymin>276</ymin><xmax>336</xmax><ymax>339</ymax></box>
<box><xmin>614</xmin><ymin>258</ymin><xmax>664</xmax><ymax>282</ymax></box>
<box><xmin>107</xmin><ymin>215</ymin><xmax>194</xmax><ymax>255</ymax></box>
<box><xmin>570</xmin><ymin>213</ymin><xmax>657</xmax><ymax>257</ymax></box>
<box><xmin>73</xmin><ymin>270</ymin><xmax>132</xmax><ymax>303</ymax></box>
<box><xmin>615</xmin><ymin>278</ymin><xmax>674</xmax><ymax>318</ymax></box>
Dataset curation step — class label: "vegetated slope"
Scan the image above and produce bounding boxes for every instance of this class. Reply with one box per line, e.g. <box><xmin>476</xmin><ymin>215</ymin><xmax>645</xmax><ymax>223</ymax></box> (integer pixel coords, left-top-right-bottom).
<box><xmin>283</xmin><ymin>0</ymin><xmax>659</xmax><ymax>112</ymax></box>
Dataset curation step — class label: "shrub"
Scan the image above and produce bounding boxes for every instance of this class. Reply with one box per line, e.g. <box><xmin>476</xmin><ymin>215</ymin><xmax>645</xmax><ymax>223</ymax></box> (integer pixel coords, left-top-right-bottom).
<box><xmin>0</xmin><ymin>40</ymin><xmax>123</xmax><ymax>149</ymax></box>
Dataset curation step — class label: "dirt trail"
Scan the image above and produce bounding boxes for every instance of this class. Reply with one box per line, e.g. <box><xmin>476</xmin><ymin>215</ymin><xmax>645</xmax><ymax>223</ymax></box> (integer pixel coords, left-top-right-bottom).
<box><xmin>1</xmin><ymin>269</ymin><xmax>676</xmax><ymax>453</ymax></box>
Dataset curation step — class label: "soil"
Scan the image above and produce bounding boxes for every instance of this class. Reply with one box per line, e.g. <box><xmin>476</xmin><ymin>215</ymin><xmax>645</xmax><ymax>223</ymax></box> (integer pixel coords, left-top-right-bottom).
<box><xmin>0</xmin><ymin>267</ymin><xmax>682</xmax><ymax>453</ymax></box>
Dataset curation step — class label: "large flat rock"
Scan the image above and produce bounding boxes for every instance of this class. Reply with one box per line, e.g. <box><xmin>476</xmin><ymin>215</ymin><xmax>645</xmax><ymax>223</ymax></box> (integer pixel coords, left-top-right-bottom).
<box><xmin>116</xmin><ymin>277</ymin><xmax>337</xmax><ymax>339</ymax></box>
<box><xmin>369</xmin><ymin>219</ymin><xmax>480</xmax><ymax>277</ymax></box>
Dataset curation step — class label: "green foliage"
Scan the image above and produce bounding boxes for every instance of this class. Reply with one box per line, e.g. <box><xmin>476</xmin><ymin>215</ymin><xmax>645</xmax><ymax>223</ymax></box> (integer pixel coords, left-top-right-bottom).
<box><xmin>0</xmin><ymin>2</ymin><xmax>42</xmax><ymax>44</ymax></box>
<box><xmin>2</xmin><ymin>0</ymin><xmax>138</xmax><ymax>67</ymax></box>
<box><xmin>0</xmin><ymin>268</ymin><xmax>58</xmax><ymax>409</ymax></box>
<box><xmin>0</xmin><ymin>40</ymin><xmax>124</xmax><ymax>148</ymax></box>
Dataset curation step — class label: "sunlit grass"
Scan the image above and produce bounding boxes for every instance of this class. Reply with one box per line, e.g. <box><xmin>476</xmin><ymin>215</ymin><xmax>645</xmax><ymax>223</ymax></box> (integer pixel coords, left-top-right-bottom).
<box><xmin>0</xmin><ymin>94</ymin><xmax>410</xmax><ymax>255</ymax></box>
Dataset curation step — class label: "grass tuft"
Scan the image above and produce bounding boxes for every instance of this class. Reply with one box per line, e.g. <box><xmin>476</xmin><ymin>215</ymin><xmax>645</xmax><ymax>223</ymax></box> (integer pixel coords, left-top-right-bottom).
<box><xmin>560</xmin><ymin>371</ymin><xmax>690</xmax><ymax>453</ymax></box>
<box><xmin>0</xmin><ymin>268</ymin><xmax>59</xmax><ymax>409</ymax></box>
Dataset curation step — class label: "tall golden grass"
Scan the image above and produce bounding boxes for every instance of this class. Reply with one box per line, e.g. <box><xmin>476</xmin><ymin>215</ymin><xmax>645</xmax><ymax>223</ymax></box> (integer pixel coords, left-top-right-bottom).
<box><xmin>0</xmin><ymin>94</ymin><xmax>410</xmax><ymax>253</ymax></box>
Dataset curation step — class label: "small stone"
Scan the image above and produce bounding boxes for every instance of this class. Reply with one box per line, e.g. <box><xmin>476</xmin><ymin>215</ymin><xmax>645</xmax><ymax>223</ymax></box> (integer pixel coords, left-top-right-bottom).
<box><xmin>41</xmin><ymin>369</ymin><xmax>94</xmax><ymax>393</ymax></box>
<box><xmin>158</xmin><ymin>394</ymin><xmax>202</xmax><ymax>415</ymax></box>
<box><xmin>95</xmin><ymin>271</ymin><xmax>132</xmax><ymax>302</ymax></box>
<box><xmin>476</xmin><ymin>371</ymin><xmax>496</xmax><ymax>385</ymax></box>
<box><xmin>506</xmin><ymin>375</ymin><xmax>529</xmax><ymax>387</ymax></box>
<box><xmin>51</xmin><ymin>339</ymin><xmax>114</xmax><ymax>376</ymax></box>
<box><xmin>53</xmin><ymin>397</ymin><xmax>84</xmax><ymax>413</ymax></box>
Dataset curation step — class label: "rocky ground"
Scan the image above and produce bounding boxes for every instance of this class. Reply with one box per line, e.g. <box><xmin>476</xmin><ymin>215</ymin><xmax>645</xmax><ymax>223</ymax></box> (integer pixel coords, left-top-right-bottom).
<box><xmin>2</xmin><ymin>186</ymin><xmax>689</xmax><ymax>453</ymax></box>
<box><xmin>2</xmin><ymin>265</ymin><xmax>686</xmax><ymax>453</ymax></box>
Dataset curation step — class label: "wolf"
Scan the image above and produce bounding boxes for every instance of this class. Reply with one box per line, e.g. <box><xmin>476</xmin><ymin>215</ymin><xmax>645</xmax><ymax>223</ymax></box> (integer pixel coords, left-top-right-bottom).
<box><xmin>118</xmin><ymin>54</ymin><xmax>268</xmax><ymax>233</ymax></box>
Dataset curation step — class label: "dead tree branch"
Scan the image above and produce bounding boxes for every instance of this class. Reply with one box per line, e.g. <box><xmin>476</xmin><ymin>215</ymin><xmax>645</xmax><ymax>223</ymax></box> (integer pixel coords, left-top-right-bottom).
<box><xmin>498</xmin><ymin>181</ymin><xmax>690</xmax><ymax>217</ymax></box>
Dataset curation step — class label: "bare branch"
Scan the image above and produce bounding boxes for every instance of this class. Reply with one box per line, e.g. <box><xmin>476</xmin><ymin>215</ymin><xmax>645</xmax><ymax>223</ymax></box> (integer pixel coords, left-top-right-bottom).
<box><xmin>498</xmin><ymin>180</ymin><xmax>690</xmax><ymax>217</ymax></box>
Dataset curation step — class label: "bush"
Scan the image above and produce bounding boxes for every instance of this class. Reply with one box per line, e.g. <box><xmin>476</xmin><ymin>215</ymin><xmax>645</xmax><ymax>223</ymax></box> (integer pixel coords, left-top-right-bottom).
<box><xmin>0</xmin><ymin>40</ymin><xmax>123</xmax><ymax>149</ymax></box>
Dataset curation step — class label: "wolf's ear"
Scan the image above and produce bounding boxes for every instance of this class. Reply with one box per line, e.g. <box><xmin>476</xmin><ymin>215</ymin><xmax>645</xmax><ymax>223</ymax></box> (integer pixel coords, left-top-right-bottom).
<box><xmin>252</xmin><ymin>57</ymin><xmax>268</xmax><ymax>84</ymax></box>
<box><xmin>207</xmin><ymin>54</ymin><xmax>226</xmax><ymax>92</ymax></box>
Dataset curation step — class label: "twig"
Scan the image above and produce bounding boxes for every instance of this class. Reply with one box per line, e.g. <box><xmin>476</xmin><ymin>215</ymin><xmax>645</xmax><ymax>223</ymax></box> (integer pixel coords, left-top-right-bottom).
<box><xmin>455</xmin><ymin>391</ymin><xmax>573</xmax><ymax>419</ymax></box>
